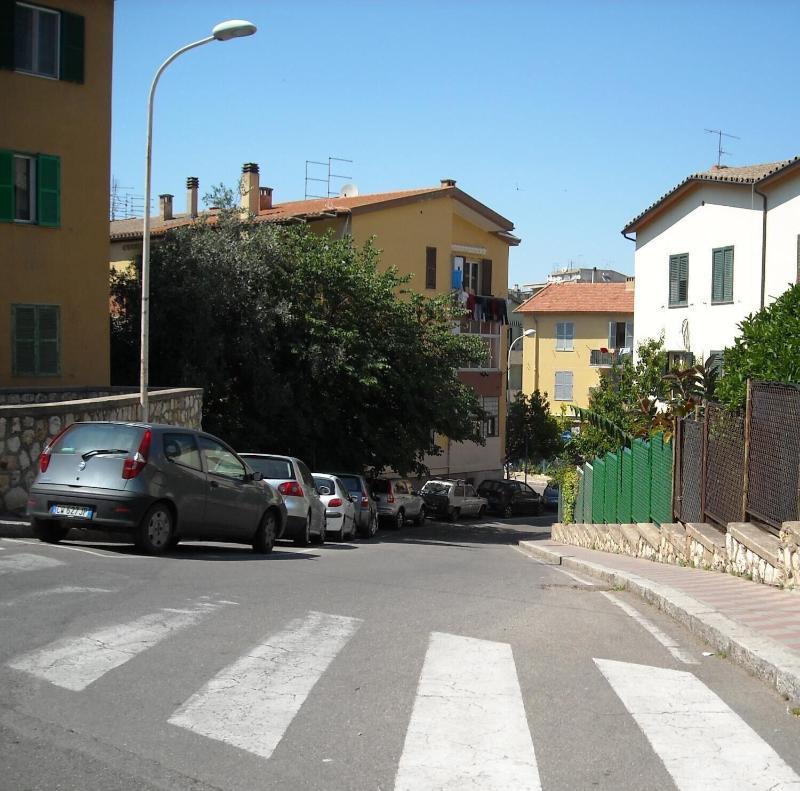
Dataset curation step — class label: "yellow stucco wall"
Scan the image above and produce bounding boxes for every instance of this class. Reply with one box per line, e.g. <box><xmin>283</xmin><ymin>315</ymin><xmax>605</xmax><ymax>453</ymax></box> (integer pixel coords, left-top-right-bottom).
<box><xmin>1</xmin><ymin>0</ymin><xmax>113</xmax><ymax>388</ymax></box>
<box><xmin>521</xmin><ymin>312</ymin><xmax>633</xmax><ymax>410</ymax></box>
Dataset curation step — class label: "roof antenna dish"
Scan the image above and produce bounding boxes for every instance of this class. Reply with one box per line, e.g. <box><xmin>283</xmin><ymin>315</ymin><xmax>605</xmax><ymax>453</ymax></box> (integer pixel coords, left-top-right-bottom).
<box><xmin>339</xmin><ymin>182</ymin><xmax>359</xmax><ymax>198</ymax></box>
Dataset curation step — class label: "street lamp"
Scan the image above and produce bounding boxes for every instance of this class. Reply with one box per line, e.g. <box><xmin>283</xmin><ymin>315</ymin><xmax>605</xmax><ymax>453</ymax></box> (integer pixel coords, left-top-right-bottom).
<box><xmin>139</xmin><ymin>20</ymin><xmax>257</xmax><ymax>421</ymax></box>
<box><xmin>506</xmin><ymin>328</ymin><xmax>535</xmax><ymax>481</ymax></box>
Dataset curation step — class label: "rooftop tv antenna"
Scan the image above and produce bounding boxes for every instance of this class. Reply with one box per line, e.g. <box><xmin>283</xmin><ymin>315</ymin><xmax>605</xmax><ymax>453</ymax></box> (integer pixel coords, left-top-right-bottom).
<box><xmin>704</xmin><ymin>128</ymin><xmax>740</xmax><ymax>167</ymax></box>
<box><xmin>304</xmin><ymin>156</ymin><xmax>353</xmax><ymax>199</ymax></box>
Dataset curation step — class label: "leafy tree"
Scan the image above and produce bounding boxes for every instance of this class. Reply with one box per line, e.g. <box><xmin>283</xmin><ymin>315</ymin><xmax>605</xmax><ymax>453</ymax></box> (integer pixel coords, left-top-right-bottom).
<box><xmin>716</xmin><ymin>284</ymin><xmax>800</xmax><ymax>408</ymax></box>
<box><xmin>505</xmin><ymin>390</ymin><xmax>563</xmax><ymax>467</ymax></box>
<box><xmin>110</xmin><ymin>212</ymin><xmax>486</xmax><ymax>475</ymax></box>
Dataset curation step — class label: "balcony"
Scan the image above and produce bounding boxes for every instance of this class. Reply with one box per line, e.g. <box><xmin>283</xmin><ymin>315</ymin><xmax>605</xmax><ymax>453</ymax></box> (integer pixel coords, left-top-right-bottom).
<box><xmin>457</xmin><ymin>319</ymin><xmax>501</xmax><ymax>371</ymax></box>
<box><xmin>590</xmin><ymin>349</ymin><xmax>631</xmax><ymax>368</ymax></box>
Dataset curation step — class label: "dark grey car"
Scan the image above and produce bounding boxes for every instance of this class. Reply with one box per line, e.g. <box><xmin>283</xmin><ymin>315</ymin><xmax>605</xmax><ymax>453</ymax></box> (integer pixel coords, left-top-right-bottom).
<box><xmin>27</xmin><ymin>422</ymin><xmax>287</xmax><ymax>555</ymax></box>
<box><xmin>329</xmin><ymin>472</ymin><xmax>379</xmax><ymax>538</ymax></box>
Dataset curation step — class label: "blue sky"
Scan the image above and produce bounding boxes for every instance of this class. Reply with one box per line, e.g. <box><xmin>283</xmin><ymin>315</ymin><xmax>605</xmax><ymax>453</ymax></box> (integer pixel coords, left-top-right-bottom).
<box><xmin>112</xmin><ymin>0</ymin><xmax>800</xmax><ymax>286</ymax></box>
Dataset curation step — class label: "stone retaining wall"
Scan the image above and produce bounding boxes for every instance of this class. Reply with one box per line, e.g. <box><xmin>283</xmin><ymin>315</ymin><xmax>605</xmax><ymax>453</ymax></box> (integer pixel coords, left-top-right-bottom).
<box><xmin>0</xmin><ymin>387</ymin><xmax>203</xmax><ymax>513</ymax></box>
<box><xmin>554</xmin><ymin>518</ymin><xmax>794</xmax><ymax>589</ymax></box>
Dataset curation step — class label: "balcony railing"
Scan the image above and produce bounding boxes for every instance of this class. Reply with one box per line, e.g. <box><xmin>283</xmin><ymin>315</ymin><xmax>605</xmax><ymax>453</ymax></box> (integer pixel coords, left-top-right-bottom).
<box><xmin>590</xmin><ymin>350</ymin><xmax>614</xmax><ymax>367</ymax></box>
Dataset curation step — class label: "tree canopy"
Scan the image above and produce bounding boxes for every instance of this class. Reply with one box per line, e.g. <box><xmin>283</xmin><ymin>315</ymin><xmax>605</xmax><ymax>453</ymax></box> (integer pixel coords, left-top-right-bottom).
<box><xmin>110</xmin><ymin>212</ymin><xmax>486</xmax><ymax>475</ymax></box>
<box><xmin>505</xmin><ymin>390</ymin><xmax>563</xmax><ymax>466</ymax></box>
<box><xmin>716</xmin><ymin>283</ymin><xmax>800</xmax><ymax>408</ymax></box>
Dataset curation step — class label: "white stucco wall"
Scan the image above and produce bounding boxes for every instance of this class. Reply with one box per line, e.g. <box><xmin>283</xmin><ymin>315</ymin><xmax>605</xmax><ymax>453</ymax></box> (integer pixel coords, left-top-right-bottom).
<box><xmin>763</xmin><ymin>174</ymin><xmax>800</xmax><ymax>302</ymax></box>
<box><xmin>633</xmin><ymin>183</ymin><xmax>764</xmax><ymax>360</ymax></box>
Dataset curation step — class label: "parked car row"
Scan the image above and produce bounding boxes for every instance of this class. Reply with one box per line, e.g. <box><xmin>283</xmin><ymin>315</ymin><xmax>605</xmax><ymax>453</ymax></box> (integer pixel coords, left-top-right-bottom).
<box><xmin>27</xmin><ymin>421</ymin><xmax>555</xmax><ymax>557</ymax></box>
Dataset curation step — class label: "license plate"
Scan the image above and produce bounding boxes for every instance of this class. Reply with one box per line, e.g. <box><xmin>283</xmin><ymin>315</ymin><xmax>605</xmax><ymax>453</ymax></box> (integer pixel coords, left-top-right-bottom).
<box><xmin>50</xmin><ymin>504</ymin><xmax>93</xmax><ymax>519</ymax></box>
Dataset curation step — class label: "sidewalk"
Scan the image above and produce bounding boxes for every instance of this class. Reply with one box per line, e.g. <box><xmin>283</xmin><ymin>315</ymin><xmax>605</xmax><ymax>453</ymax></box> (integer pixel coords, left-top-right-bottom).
<box><xmin>519</xmin><ymin>537</ymin><xmax>800</xmax><ymax>700</ymax></box>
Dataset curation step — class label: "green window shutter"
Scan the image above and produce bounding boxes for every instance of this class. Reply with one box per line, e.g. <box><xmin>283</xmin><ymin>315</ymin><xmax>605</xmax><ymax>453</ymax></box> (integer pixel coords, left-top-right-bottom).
<box><xmin>60</xmin><ymin>11</ymin><xmax>84</xmax><ymax>83</ymax></box>
<box><xmin>668</xmin><ymin>255</ymin><xmax>679</xmax><ymax>305</ymax></box>
<box><xmin>12</xmin><ymin>305</ymin><xmax>36</xmax><ymax>375</ymax></box>
<box><xmin>425</xmin><ymin>246</ymin><xmax>436</xmax><ymax>289</ymax></box>
<box><xmin>37</xmin><ymin>154</ymin><xmax>60</xmax><ymax>227</ymax></box>
<box><xmin>37</xmin><ymin>305</ymin><xmax>60</xmax><ymax>374</ymax></box>
<box><xmin>711</xmin><ymin>248</ymin><xmax>724</xmax><ymax>302</ymax></box>
<box><xmin>723</xmin><ymin>246</ymin><xmax>734</xmax><ymax>302</ymax></box>
<box><xmin>0</xmin><ymin>149</ymin><xmax>13</xmax><ymax>222</ymax></box>
<box><xmin>481</xmin><ymin>258</ymin><xmax>493</xmax><ymax>296</ymax></box>
<box><xmin>0</xmin><ymin>0</ymin><xmax>14</xmax><ymax>71</ymax></box>
<box><xmin>679</xmin><ymin>254</ymin><xmax>688</xmax><ymax>303</ymax></box>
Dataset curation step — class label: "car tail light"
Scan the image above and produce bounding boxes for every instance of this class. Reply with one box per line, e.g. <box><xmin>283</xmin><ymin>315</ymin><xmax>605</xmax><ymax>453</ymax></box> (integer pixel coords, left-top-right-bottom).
<box><xmin>329</xmin><ymin>497</ymin><xmax>343</xmax><ymax>507</ymax></box>
<box><xmin>387</xmin><ymin>484</ymin><xmax>395</xmax><ymax>503</ymax></box>
<box><xmin>278</xmin><ymin>481</ymin><xmax>304</xmax><ymax>498</ymax></box>
<box><xmin>39</xmin><ymin>424</ymin><xmax>72</xmax><ymax>473</ymax></box>
<box><xmin>361</xmin><ymin>492</ymin><xmax>369</xmax><ymax>508</ymax></box>
<box><xmin>122</xmin><ymin>429</ymin><xmax>151</xmax><ymax>480</ymax></box>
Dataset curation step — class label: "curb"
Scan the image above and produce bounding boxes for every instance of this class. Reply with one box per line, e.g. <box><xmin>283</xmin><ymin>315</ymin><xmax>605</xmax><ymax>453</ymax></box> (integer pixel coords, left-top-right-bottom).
<box><xmin>0</xmin><ymin>518</ymin><xmax>33</xmax><ymax>538</ymax></box>
<box><xmin>518</xmin><ymin>540</ymin><xmax>800</xmax><ymax>700</ymax></box>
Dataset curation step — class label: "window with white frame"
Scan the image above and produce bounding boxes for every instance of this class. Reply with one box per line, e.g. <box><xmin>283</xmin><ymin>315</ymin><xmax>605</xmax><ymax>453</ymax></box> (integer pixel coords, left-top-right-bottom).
<box><xmin>481</xmin><ymin>397</ymin><xmax>499</xmax><ymax>438</ymax></box>
<box><xmin>554</xmin><ymin>371</ymin><xmax>573</xmax><ymax>401</ymax></box>
<box><xmin>555</xmin><ymin>321</ymin><xmax>574</xmax><ymax>351</ymax></box>
<box><xmin>14</xmin><ymin>3</ymin><xmax>60</xmax><ymax>79</ymax></box>
<box><xmin>608</xmin><ymin>321</ymin><xmax>633</xmax><ymax>351</ymax></box>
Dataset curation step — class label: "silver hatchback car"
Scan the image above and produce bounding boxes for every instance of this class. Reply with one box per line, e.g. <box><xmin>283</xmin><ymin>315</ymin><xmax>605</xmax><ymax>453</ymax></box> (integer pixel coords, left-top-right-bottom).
<box><xmin>241</xmin><ymin>454</ymin><xmax>326</xmax><ymax>546</ymax></box>
<box><xmin>27</xmin><ymin>422</ymin><xmax>287</xmax><ymax>555</ymax></box>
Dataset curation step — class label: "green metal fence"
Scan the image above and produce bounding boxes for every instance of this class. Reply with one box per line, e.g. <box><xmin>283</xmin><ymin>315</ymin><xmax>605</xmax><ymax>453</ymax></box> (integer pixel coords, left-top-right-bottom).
<box><xmin>567</xmin><ymin>434</ymin><xmax>672</xmax><ymax>525</ymax></box>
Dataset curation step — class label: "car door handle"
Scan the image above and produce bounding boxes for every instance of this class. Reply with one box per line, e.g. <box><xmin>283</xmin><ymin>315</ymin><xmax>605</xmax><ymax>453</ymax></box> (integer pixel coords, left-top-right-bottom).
<box><xmin>210</xmin><ymin>480</ymin><xmax>219</xmax><ymax>488</ymax></box>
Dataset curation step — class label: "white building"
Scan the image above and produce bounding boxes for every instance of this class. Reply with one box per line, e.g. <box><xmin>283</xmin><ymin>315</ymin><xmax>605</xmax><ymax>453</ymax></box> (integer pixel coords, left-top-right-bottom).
<box><xmin>623</xmin><ymin>159</ymin><xmax>800</xmax><ymax>366</ymax></box>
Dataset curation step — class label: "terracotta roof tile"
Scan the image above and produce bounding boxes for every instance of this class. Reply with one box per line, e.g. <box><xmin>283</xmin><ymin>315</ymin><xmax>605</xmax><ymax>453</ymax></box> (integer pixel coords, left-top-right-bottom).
<box><xmin>515</xmin><ymin>281</ymin><xmax>634</xmax><ymax>314</ymax></box>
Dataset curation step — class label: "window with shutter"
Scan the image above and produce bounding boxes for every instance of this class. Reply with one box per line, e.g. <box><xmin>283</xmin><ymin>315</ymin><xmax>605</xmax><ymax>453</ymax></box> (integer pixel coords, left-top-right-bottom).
<box><xmin>0</xmin><ymin>149</ymin><xmax>13</xmax><ymax>221</ymax></box>
<box><xmin>480</xmin><ymin>258</ymin><xmax>493</xmax><ymax>296</ymax></box>
<box><xmin>669</xmin><ymin>253</ymin><xmax>688</xmax><ymax>306</ymax></box>
<box><xmin>12</xmin><ymin>304</ymin><xmax>60</xmax><ymax>376</ymax></box>
<box><xmin>554</xmin><ymin>371</ymin><xmax>573</xmax><ymax>401</ymax></box>
<box><xmin>425</xmin><ymin>246</ymin><xmax>436</xmax><ymax>290</ymax></box>
<box><xmin>37</xmin><ymin>153</ymin><xmax>59</xmax><ymax>226</ymax></box>
<box><xmin>0</xmin><ymin>0</ymin><xmax>14</xmax><ymax>70</ymax></box>
<box><xmin>13</xmin><ymin>2</ymin><xmax>60</xmax><ymax>78</ymax></box>
<box><xmin>556</xmin><ymin>322</ymin><xmax>574</xmax><ymax>351</ymax></box>
<box><xmin>711</xmin><ymin>246</ymin><xmax>734</xmax><ymax>304</ymax></box>
<box><xmin>59</xmin><ymin>9</ymin><xmax>83</xmax><ymax>83</ymax></box>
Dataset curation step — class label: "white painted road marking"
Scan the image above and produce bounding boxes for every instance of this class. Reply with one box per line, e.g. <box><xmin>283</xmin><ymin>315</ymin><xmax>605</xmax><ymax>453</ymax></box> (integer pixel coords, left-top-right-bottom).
<box><xmin>595</xmin><ymin>658</ymin><xmax>800</xmax><ymax>790</ymax></box>
<box><xmin>8</xmin><ymin>600</ymin><xmax>224</xmax><ymax>691</ymax></box>
<box><xmin>168</xmin><ymin>610</ymin><xmax>362</xmax><ymax>760</ymax></box>
<box><xmin>0</xmin><ymin>553</ymin><xmax>64</xmax><ymax>575</ymax></box>
<box><xmin>1</xmin><ymin>585</ymin><xmax>115</xmax><ymax>607</ymax></box>
<box><xmin>601</xmin><ymin>592</ymin><xmax>698</xmax><ymax>665</ymax></box>
<box><xmin>395</xmin><ymin>632</ymin><xmax>541</xmax><ymax>791</ymax></box>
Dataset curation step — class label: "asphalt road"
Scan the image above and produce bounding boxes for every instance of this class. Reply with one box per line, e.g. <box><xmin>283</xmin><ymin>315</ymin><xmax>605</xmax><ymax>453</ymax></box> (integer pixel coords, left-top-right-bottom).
<box><xmin>1</xmin><ymin>513</ymin><xmax>799</xmax><ymax>791</ymax></box>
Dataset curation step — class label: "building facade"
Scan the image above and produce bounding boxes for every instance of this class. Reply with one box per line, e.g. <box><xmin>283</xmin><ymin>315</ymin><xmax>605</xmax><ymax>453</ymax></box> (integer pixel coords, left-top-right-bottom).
<box><xmin>516</xmin><ymin>281</ymin><xmax>634</xmax><ymax>411</ymax></box>
<box><xmin>623</xmin><ymin>159</ymin><xmax>800</xmax><ymax>365</ymax></box>
<box><xmin>110</xmin><ymin>165</ymin><xmax>520</xmax><ymax>483</ymax></box>
<box><xmin>1</xmin><ymin>0</ymin><xmax>114</xmax><ymax>388</ymax></box>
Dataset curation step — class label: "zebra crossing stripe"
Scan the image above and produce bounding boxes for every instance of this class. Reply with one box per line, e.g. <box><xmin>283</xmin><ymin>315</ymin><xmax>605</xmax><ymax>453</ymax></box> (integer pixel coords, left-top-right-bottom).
<box><xmin>595</xmin><ymin>658</ymin><xmax>800</xmax><ymax>790</ymax></box>
<box><xmin>7</xmin><ymin>600</ymin><xmax>224</xmax><ymax>691</ymax></box>
<box><xmin>395</xmin><ymin>632</ymin><xmax>541</xmax><ymax>791</ymax></box>
<box><xmin>0</xmin><ymin>553</ymin><xmax>64</xmax><ymax>575</ymax></box>
<box><xmin>168</xmin><ymin>610</ymin><xmax>362</xmax><ymax>760</ymax></box>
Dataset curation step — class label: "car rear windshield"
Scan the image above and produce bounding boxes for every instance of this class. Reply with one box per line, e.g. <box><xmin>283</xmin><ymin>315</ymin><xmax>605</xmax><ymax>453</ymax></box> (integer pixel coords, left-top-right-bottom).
<box><xmin>371</xmin><ymin>480</ymin><xmax>390</xmax><ymax>494</ymax></box>
<box><xmin>337</xmin><ymin>475</ymin><xmax>363</xmax><ymax>494</ymax></box>
<box><xmin>246</xmin><ymin>457</ymin><xmax>295</xmax><ymax>480</ymax></box>
<box><xmin>51</xmin><ymin>423</ymin><xmax>143</xmax><ymax>456</ymax></box>
<box><xmin>313</xmin><ymin>476</ymin><xmax>336</xmax><ymax>493</ymax></box>
<box><xmin>421</xmin><ymin>481</ymin><xmax>450</xmax><ymax>495</ymax></box>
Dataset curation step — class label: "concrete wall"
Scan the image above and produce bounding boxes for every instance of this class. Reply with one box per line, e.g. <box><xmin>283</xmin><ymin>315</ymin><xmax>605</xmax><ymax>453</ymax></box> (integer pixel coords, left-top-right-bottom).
<box><xmin>520</xmin><ymin>311</ymin><xmax>633</xmax><ymax>410</ymax></box>
<box><xmin>0</xmin><ymin>0</ymin><xmax>114</xmax><ymax>388</ymax></box>
<box><xmin>0</xmin><ymin>387</ymin><xmax>202</xmax><ymax>513</ymax></box>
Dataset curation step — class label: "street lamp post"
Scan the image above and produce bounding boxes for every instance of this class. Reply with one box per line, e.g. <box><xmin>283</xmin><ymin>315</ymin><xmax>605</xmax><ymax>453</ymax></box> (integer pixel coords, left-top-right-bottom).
<box><xmin>506</xmin><ymin>328</ymin><xmax>535</xmax><ymax>480</ymax></box>
<box><xmin>139</xmin><ymin>20</ymin><xmax>257</xmax><ymax>422</ymax></box>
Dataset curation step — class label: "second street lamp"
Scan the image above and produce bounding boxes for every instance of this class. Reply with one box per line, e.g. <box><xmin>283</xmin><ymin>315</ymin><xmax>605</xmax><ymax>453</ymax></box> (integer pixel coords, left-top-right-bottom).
<box><xmin>139</xmin><ymin>20</ymin><xmax>257</xmax><ymax>422</ymax></box>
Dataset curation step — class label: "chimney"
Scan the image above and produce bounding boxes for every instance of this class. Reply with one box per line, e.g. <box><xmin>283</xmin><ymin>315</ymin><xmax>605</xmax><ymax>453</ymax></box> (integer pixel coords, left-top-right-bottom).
<box><xmin>186</xmin><ymin>177</ymin><xmax>199</xmax><ymax>218</ymax></box>
<box><xmin>626</xmin><ymin>276</ymin><xmax>635</xmax><ymax>291</ymax></box>
<box><xmin>440</xmin><ymin>178</ymin><xmax>457</xmax><ymax>188</ymax></box>
<box><xmin>159</xmin><ymin>193</ymin><xmax>174</xmax><ymax>221</ymax></box>
<box><xmin>240</xmin><ymin>162</ymin><xmax>260</xmax><ymax>215</ymax></box>
<box><xmin>259</xmin><ymin>186</ymin><xmax>273</xmax><ymax>211</ymax></box>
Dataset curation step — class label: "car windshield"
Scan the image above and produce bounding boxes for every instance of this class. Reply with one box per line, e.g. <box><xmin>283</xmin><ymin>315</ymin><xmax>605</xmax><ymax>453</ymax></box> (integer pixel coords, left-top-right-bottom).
<box><xmin>313</xmin><ymin>476</ymin><xmax>336</xmax><ymax>493</ymax></box>
<box><xmin>421</xmin><ymin>481</ymin><xmax>450</xmax><ymax>495</ymax></box>
<box><xmin>51</xmin><ymin>423</ymin><xmax>143</xmax><ymax>456</ymax></box>
<box><xmin>245</xmin><ymin>457</ymin><xmax>294</xmax><ymax>480</ymax></box>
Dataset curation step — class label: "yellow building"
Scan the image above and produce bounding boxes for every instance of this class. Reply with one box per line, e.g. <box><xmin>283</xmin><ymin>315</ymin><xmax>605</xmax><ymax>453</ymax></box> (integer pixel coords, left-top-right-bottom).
<box><xmin>0</xmin><ymin>0</ymin><xmax>113</xmax><ymax>388</ymax></box>
<box><xmin>110</xmin><ymin>164</ymin><xmax>519</xmax><ymax>482</ymax></box>
<box><xmin>516</xmin><ymin>280</ymin><xmax>634</xmax><ymax>410</ymax></box>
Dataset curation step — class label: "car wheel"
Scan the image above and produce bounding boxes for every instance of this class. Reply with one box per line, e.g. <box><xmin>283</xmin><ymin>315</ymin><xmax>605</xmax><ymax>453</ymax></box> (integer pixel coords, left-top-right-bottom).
<box><xmin>393</xmin><ymin>510</ymin><xmax>404</xmax><ymax>530</ymax></box>
<box><xmin>477</xmin><ymin>505</ymin><xmax>486</xmax><ymax>519</ymax></box>
<box><xmin>414</xmin><ymin>505</ymin><xmax>427</xmax><ymax>526</ymax></box>
<box><xmin>363</xmin><ymin>512</ymin><xmax>378</xmax><ymax>539</ymax></box>
<box><xmin>294</xmin><ymin>513</ymin><xmax>312</xmax><ymax>547</ymax></box>
<box><xmin>253</xmin><ymin>511</ymin><xmax>277</xmax><ymax>554</ymax></box>
<box><xmin>135</xmin><ymin>503</ymin><xmax>173</xmax><ymax>555</ymax></box>
<box><xmin>449</xmin><ymin>507</ymin><xmax>460</xmax><ymax>523</ymax></box>
<box><xmin>502</xmin><ymin>503</ymin><xmax>514</xmax><ymax>519</ymax></box>
<box><xmin>32</xmin><ymin>518</ymin><xmax>69</xmax><ymax>544</ymax></box>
